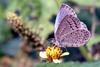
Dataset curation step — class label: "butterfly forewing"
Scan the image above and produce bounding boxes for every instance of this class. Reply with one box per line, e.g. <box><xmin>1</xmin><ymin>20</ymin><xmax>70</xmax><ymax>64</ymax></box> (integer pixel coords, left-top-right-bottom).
<box><xmin>55</xmin><ymin>15</ymin><xmax>81</xmax><ymax>40</ymax></box>
<box><xmin>55</xmin><ymin>4</ymin><xmax>77</xmax><ymax>33</ymax></box>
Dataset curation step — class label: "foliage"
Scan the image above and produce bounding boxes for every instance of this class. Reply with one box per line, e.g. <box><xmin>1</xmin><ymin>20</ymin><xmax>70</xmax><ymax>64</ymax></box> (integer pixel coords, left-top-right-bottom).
<box><xmin>0</xmin><ymin>20</ymin><xmax>12</xmax><ymax>44</ymax></box>
<box><xmin>0</xmin><ymin>50</ymin><xmax>3</xmax><ymax>57</ymax></box>
<box><xmin>0</xmin><ymin>0</ymin><xmax>100</xmax><ymax>64</ymax></box>
<box><xmin>77</xmin><ymin>9</ymin><xmax>92</xmax><ymax>30</ymax></box>
<box><xmin>0</xmin><ymin>0</ymin><xmax>58</xmax><ymax>44</ymax></box>
<box><xmin>72</xmin><ymin>0</ymin><xmax>100</xmax><ymax>7</ymax></box>
<box><xmin>36</xmin><ymin>61</ymin><xmax>100</xmax><ymax>67</ymax></box>
<box><xmin>87</xmin><ymin>35</ymin><xmax>100</xmax><ymax>49</ymax></box>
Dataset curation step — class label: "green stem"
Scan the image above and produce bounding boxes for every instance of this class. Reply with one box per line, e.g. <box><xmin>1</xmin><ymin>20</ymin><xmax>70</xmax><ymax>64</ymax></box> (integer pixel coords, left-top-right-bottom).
<box><xmin>79</xmin><ymin>46</ymin><xmax>93</xmax><ymax>62</ymax></box>
<box><xmin>55</xmin><ymin>0</ymin><xmax>62</xmax><ymax>7</ymax></box>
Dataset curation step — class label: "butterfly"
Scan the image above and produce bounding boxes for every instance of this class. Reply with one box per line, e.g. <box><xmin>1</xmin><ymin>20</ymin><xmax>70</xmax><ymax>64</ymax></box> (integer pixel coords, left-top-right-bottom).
<box><xmin>53</xmin><ymin>4</ymin><xmax>91</xmax><ymax>47</ymax></box>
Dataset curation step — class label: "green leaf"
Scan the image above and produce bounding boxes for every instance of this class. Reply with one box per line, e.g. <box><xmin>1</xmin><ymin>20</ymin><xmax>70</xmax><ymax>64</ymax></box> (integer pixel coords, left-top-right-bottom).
<box><xmin>87</xmin><ymin>35</ymin><xmax>100</xmax><ymax>49</ymax></box>
<box><xmin>36</xmin><ymin>61</ymin><xmax>100</xmax><ymax>67</ymax></box>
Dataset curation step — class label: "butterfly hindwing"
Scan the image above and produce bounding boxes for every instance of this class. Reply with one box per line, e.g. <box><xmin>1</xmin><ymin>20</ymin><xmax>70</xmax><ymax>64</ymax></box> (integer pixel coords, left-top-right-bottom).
<box><xmin>58</xmin><ymin>29</ymin><xmax>91</xmax><ymax>47</ymax></box>
<box><xmin>80</xmin><ymin>22</ymin><xmax>88</xmax><ymax>29</ymax></box>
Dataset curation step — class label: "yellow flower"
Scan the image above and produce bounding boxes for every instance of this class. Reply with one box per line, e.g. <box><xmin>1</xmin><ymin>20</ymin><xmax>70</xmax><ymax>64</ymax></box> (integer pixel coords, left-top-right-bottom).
<box><xmin>39</xmin><ymin>46</ymin><xmax>69</xmax><ymax>63</ymax></box>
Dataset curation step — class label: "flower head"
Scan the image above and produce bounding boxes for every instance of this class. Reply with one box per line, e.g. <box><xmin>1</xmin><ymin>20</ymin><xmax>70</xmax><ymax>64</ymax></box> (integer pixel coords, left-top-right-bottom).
<box><xmin>6</xmin><ymin>12</ymin><xmax>45</xmax><ymax>51</ymax></box>
<box><xmin>39</xmin><ymin>46</ymin><xmax>69</xmax><ymax>63</ymax></box>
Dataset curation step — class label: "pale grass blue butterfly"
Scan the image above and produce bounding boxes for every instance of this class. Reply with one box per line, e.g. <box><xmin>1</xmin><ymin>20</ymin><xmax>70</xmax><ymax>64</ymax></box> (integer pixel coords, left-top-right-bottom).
<box><xmin>54</xmin><ymin>4</ymin><xmax>91</xmax><ymax>47</ymax></box>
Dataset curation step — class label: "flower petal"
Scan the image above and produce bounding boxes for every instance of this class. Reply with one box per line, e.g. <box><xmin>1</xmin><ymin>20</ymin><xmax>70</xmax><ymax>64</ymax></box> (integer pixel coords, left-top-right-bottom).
<box><xmin>61</xmin><ymin>52</ymin><xmax>69</xmax><ymax>57</ymax></box>
<box><xmin>39</xmin><ymin>51</ymin><xmax>47</xmax><ymax>58</ymax></box>
<box><xmin>53</xmin><ymin>59</ymin><xmax>62</xmax><ymax>63</ymax></box>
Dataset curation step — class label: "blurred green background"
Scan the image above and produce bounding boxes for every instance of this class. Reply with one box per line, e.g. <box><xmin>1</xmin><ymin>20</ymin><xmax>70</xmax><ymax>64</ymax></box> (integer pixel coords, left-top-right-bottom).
<box><xmin>0</xmin><ymin>0</ymin><xmax>100</xmax><ymax>67</ymax></box>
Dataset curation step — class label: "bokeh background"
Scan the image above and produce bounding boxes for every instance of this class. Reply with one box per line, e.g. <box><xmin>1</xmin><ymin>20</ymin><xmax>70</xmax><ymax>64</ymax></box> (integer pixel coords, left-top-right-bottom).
<box><xmin>0</xmin><ymin>0</ymin><xmax>100</xmax><ymax>67</ymax></box>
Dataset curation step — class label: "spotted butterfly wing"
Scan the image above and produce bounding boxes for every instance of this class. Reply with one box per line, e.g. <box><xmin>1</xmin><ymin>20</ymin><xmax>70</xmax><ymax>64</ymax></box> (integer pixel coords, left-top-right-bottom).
<box><xmin>59</xmin><ymin>29</ymin><xmax>91</xmax><ymax>47</ymax></box>
<box><xmin>54</xmin><ymin>4</ymin><xmax>77</xmax><ymax>34</ymax></box>
<box><xmin>80</xmin><ymin>22</ymin><xmax>88</xmax><ymax>29</ymax></box>
<box><xmin>54</xmin><ymin>4</ymin><xmax>91</xmax><ymax>47</ymax></box>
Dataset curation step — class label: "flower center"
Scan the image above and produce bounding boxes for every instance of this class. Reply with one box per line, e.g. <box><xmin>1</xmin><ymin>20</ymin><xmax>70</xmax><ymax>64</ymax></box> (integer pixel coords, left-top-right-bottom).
<box><xmin>46</xmin><ymin>46</ymin><xmax>62</xmax><ymax>61</ymax></box>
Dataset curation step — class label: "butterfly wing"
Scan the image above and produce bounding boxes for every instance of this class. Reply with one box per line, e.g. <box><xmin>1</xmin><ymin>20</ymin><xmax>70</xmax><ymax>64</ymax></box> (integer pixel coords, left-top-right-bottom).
<box><xmin>55</xmin><ymin>15</ymin><xmax>80</xmax><ymax>47</ymax></box>
<box><xmin>54</xmin><ymin>4</ymin><xmax>91</xmax><ymax>47</ymax></box>
<box><xmin>55</xmin><ymin>15</ymin><xmax>81</xmax><ymax>38</ymax></box>
<box><xmin>59</xmin><ymin>29</ymin><xmax>91</xmax><ymax>47</ymax></box>
<box><xmin>80</xmin><ymin>22</ymin><xmax>88</xmax><ymax>29</ymax></box>
<box><xmin>55</xmin><ymin>15</ymin><xmax>91</xmax><ymax>47</ymax></box>
<box><xmin>54</xmin><ymin>4</ymin><xmax>77</xmax><ymax>34</ymax></box>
